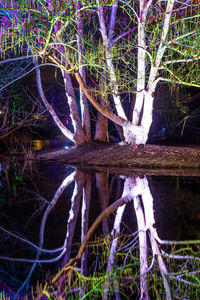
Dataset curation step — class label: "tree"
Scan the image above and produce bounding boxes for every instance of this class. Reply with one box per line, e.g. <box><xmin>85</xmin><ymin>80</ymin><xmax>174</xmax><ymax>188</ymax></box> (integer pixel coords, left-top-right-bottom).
<box><xmin>0</xmin><ymin>0</ymin><xmax>200</xmax><ymax>146</ymax></box>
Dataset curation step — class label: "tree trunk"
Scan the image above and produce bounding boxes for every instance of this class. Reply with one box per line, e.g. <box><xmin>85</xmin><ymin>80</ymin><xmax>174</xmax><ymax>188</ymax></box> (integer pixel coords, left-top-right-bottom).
<box><xmin>62</xmin><ymin>71</ymin><xmax>89</xmax><ymax>145</ymax></box>
<box><xmin>34</xmin><ymin>58</ymin><xmax>75</xmax><ymax>143</ymax></box>
<box><xmin>94</xmin><ymin>75</ymin><xmax>108</xmax><ymax>141</ymax></box>
<box><xmin>76</xmin><ymin>1</ymin><xmax>91</xmax><ymax>140</ymax></box>
<box><xmin>94</xmin><ymin>110</ymin><xmax>108</xmax><ymax>141</ymax></box>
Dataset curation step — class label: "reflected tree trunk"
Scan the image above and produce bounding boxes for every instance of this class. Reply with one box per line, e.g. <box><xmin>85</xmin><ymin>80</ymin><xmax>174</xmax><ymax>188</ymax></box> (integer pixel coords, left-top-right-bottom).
<box><xmin>104</xmin><ymin>200</ymin><xmax>126</xmax><ymax>299</ymax></box>
<box><xmin>62</xmin><ymin>171</ymin><xmax>86</xmax><ymax>267</ymax></box>
<box><xmin>141</xmin><ymin>178</ymin><xmax>172</xmax><ymax>300</ymax></box>
<box><xmin>104</xmin><ymin>175</ymin><xmax>172</xmax><ymax>300</ymax></box>
<box><xmin>81</xmin><ymin>174</ymin><xmax>91</xmax><ymax>275</ymax></box>
<box><xmin>107</xmin><ymin>177</ymin><xmax>132</xmax><ymax>273</ymax></box>
<box><xmin>133</xmin><ymin>195</ymin><xmax>149</xmax><ymax>300</ymax></box>
<box><xmin>80</xmin><ymin>174</ymin><xmax>92</xmax><ymax>298</ymax></box>
<box><xmin>95</xmin><ymin>172</ymin><xmax>109</xmax><ymax>235</ymax></box>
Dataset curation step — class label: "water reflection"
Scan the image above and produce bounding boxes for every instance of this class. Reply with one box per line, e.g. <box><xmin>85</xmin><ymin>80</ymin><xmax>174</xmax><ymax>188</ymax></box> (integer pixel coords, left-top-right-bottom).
<box><xmin>0</xmin><ymin>162</ymin><xmax>200</xmax><ymax>299</ymax></box>
<box><xmin>32</xmin><ymin>139</ymin><xmax>66</xmax><ymax>151</ymax></box>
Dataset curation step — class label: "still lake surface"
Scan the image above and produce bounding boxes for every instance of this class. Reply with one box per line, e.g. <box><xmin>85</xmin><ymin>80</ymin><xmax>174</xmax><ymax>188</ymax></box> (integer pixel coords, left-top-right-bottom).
<box><xmin>0</xmin><ymin>148</ymin><xmax>200</xmax><ymax>298</ymax></box>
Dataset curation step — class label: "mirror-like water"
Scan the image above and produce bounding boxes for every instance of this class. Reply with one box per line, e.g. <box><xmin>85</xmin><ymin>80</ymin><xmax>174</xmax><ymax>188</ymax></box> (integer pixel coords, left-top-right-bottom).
<box><xmin>0</xmin><ymin>157</ymin><xmax>200</xmax><ymax>299</ymax></box>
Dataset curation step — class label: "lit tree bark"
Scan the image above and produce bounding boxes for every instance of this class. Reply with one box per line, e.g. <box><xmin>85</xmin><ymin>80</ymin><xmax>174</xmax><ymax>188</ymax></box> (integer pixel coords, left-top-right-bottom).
<box><xmin>132</xmin><ymin>0</ymin><xmax>147</xmax><ymax>126</ymax></box>
<box><xmin>61</xmin><ymin>71</ymin><xmax>88</xmax><ymax>145</ymax></box>
<box><xmin>139</xmin><ymin>0</ymin><xmax>176</xmax><ymax>140</ymax></box>
<box><xmin>76</xmin><ymin>1</ymin><xmax>91</xmax><ymax>140</ymax></box>
<box><xmin>94</xmin><ymin>108</ymin><xmax>108</xmax><ymax>141</ymax></box>
<box><xmin>96</xmin><ymin>0</ymin><xmax>127</xmax><ymax>122</ymax></box>
<box><xmin>95</xmin><ymin>0</ymin><xmax>177</xmax><ymax>145</ymax></box>
<box><xmin>95</xmin><ymin>73</ymin><xmax>108</xmax><ymax>141</ymax></box>
<box><xmin>34</xmin><ymin>58</ymin><xmax>75</xmax><ymax>143</ymax></box>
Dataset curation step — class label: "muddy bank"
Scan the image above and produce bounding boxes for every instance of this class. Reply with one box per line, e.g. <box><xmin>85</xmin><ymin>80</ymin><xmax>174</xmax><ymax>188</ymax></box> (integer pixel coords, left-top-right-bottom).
<box><xmin>35</xmin><ymin>142</ymin><xmax>200</xmax><ymax>176</ymax></box>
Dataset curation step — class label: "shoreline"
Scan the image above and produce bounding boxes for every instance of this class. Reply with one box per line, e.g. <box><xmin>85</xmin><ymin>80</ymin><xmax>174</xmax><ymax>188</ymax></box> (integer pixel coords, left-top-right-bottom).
<box><xmin>34</xmin><ymin>142</ymin><xmax>200</xmax><ymax>176</ymax></box>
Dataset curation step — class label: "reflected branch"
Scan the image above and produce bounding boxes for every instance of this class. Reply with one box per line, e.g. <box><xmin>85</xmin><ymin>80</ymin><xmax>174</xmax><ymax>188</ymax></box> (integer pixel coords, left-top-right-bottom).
<box><xmin>51</xmin><ymin>192</ymin><xmax>135</xmax><ymax>289</ymax></box>
<box><xmin>14</xmin><ymin>170</ymin><xmax>76</xmax><ymax>298</ymax></box>
<box><xmin>0</xmin><ymin>225</ymin><xmax>64</xmax><ymax>254</ymax></box>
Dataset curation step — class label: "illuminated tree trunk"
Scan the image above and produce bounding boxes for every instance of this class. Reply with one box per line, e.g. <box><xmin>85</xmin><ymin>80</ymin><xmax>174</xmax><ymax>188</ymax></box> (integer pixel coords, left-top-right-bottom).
<box><xmin>94</xmin><ymin>0</ymin><xmax>175</xmax><ymax>146</ymax></box>
<box><xmin>95</xmin><ymin>0</ymin><xmax>152</xmax><ymax>145</ymax></box>
<box><xmin>94</xmin><ymin>109</ymin><xmax>108</xmax><ymax>141</ymax></box>
<box><xmin>97</xmin><ymin>0</ymin><xmax>127</xmax><ymax>124</ymax></box>
<box><xmin>76</xmin><ymin>1</ymin><xmax>91</xmax><ymax>140</ymax></box>
<box><xmin>95</xmin><ymin>74</ymin><xmax>108</xmax><ymax>141</ymax></box>
<box><xmin>34</xmin><ymin>58</ymin><xmax>75</xmax><ymax>143</ymax></box>
<box><xmin>128</xmin><ymin>0</ymin><xmax>175</xmax><ymax>145</ymax></box>
<box><xmin>61</xmin><ymin>71</ymin><xmax>89</xmax><ymax>145</ymax></box>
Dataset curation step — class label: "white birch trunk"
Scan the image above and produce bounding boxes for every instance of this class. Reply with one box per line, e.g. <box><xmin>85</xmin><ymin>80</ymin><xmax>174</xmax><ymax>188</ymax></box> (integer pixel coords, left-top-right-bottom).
<box><xmin>132</xmin><ymin>0</ymin><xmax>146</xmax><ymax>126</ymax></box>
<box><xmin>126</xmin><ymin>0</ymin><xmax>175</xmax><ymax>145</ymax></box>
<box><xmin>61</xmin><ymin>71</ymin><xmax>88</xmax><ymax>145</ymax></box>
<box><xmin>126</xmin><ymin>0</ymin><xmax>150</xmax><ymax>145</ymax></box>
<box><xmin>96</xmin><ymin>0</ymin><xmax>127</xmax><ymax>121</ymax></box>
<box><xmin>76</xmin><ymin>1</ymin><xmax>91</xmax><ymax>140</ymax></box>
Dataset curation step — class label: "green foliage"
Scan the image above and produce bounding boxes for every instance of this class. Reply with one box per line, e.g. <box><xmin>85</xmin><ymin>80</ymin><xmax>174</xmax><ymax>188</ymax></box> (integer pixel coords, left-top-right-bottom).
<box><xmin>1</xmin><ymin>0</ymin><xmax>200</xmax><ymax>92</ymax></box>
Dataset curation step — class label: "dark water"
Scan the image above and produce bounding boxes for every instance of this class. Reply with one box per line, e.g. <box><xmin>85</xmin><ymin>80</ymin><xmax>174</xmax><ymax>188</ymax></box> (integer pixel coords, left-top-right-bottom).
<box><xmin>0</xmin><ymin>156</ymin><xmax>200</xmax><ymax>298</ymax></box>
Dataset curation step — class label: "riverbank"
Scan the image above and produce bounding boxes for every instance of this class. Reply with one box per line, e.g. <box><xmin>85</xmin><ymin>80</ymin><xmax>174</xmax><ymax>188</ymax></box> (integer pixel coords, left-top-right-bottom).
<box><xmin>35</xmin><ymin>142</ymin><xmax>200</xmax><ymax>176</ymax></box>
